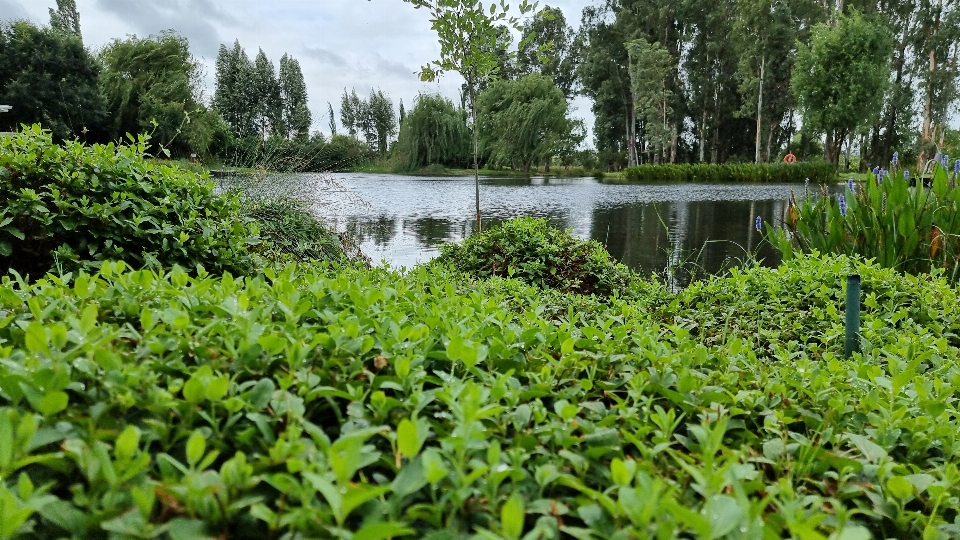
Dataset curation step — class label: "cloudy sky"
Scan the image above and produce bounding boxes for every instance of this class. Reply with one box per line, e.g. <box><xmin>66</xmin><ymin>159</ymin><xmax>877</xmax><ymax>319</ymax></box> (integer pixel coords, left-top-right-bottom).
<box><xmin>1</xmin><ymin>0</ymin><xmax>596</xmax><ymax>138</ymax></box>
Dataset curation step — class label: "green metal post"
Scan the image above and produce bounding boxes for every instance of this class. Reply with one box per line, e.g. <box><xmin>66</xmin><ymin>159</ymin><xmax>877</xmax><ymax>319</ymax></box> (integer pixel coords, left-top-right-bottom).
<box><xmin>845</xmin><ymin>275</ymin><xmax>861</xmax><ymax>358</ymax></box>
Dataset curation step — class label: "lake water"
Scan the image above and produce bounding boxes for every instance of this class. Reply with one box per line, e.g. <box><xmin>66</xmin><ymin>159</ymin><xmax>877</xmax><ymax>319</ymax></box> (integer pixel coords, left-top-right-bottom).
<box><xmin>308</xmin><ymin>173</ymin><xmax>825</xmax><ymax>285</ymax></box>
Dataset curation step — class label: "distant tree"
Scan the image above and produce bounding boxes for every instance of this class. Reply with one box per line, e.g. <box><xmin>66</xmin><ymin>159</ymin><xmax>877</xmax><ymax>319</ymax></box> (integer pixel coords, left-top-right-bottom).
<box><xmin>626</xmin><ymin>38</ymin><xmax>675</xmax><ymax>164</ymax></box>
<box><xmin>793</xmin><ymin>11</ymin><xmax>893</xmax><ymax>164</ymax></box>
<box><xmin>362</xmin><ymin>89</ymin><xmax>397</xmax><ymax>156</ymax></box>
<box><xmin>279</xmin><ymin>54</ymin><xmax>311</xmax><ymax>140</ymax></box>
<box><xmin>517</xmin><ymin>6</ymin><xmax>578</xmax><ymax>98</ymax></box>
<box><xmin>213</xmin><ymin>41</ymin><xmax>256</xmax><ymax>138</ymax></box>
<box><xmin>477</xmin><ymin>74</ymin><xmax>574</xmax><ymax>172</ymax></box>
<box><xmin>340</xmin><ymin>88</ymin><xmax>363</xmax><ymax>138</ymax></box>
<box><xmin>327</xmin><ymin>101</ymin><xmax>337</xmax><ymax>136</ymax></box>
<box><xmin>399</xmin><ymin>99</ymin><xmax>406</xmax><ymax>126</ymax></box>
<box><xmin>49</xmin><ymin>0</ymin><xmax>81</xmax><ymax>38</ymax></box>
<box><xmin>0</xmin><ymin>21</ymin><xmax>105</xmax><ymax>140</ymax></box>
<box><xmin>252</xmin><ymin>49</ymin><xmax>283</xmax><ymax>139</ymax></box>
<box><xmin>100</xmin><ymin>31</ymin><xmax>229</xmax><ymax>157</ymax></box>
<box><xmin>400</xmin><ymin>0</ymin><xmax>537</xmax><ymax>231</ymax></box>
<box><xmin>395</xmin><ymin>93</ymin><xmax>471</xmax><ymax>170</ymax></box>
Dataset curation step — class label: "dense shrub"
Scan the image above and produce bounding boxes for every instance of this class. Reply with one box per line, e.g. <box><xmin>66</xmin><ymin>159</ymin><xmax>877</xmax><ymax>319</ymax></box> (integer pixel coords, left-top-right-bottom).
<box><xmin>432</xmin><ymin>217</ymin><xmax>638</xmax><ymax>297</ymax></box>
<box><xmin>621</xmin><ymin>161</ymin><xmax>837</xmax><ymax>183</ymax></box>
<box><xmin>0</xmin><ymin>126</ymin><xmax>258</xmax><ymax>278</ymax></box>
<box><xmin>0</xmin><ymin>256</ymin><xmax>958</xmax><ymax>538</ymax></box>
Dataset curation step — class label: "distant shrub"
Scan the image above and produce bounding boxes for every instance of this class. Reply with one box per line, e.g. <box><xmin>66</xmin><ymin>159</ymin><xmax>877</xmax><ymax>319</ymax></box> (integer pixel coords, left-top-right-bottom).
<box><xmin>621</xmin><ymin>162</ymin><xmax>837</xmax><ymax>183</ymax></box>
<box><xmin>0</xmin><ymin>125</ymin><xmax>258</xmax><ymax>278</ymax></box>
<box><xmin>432</xmin><ymin>217</ymin><xmax>637</xmax><ymax>297</ymax></box>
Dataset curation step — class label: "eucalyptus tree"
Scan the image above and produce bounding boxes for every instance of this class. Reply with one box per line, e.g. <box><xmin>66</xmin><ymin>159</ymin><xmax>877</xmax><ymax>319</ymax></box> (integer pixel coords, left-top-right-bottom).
<box><xmin>793</xmin><ymin>10</ymin><xmax>893</xmax><ymax>164</ymax></box>
<box><xmin>912</xmin><ymin>0</ymin><xmax>960</xmax><ymax>164</ymax></box>
<box><xmin>733</xmin><ymin>0</ymin><xmax>806</xmax><ymax>163</ymax></box>
<box><xmin>517</xmin><ymin>6</ymin><xmax>579</xmax><ymax>99</ymax></box>
<box><xmin>399</xmin><ymin>0</ymin><xmax>537</xmax><ymax>231</ymax></box>
<box><xmin>279</xmin><ymin>54</ymin><xmax>311</xmax><ymax>140</ymax></box>
<box><xmin>626</xmin><ymin>38</ymin><xmax>675</xmax><ymax>164</ymax></box>
<box><xmin>577</xmin><ymin>3</ymin><xmax>636</xmax><ymax>167</ymax></box>
<box><xmin>477</xmin><ymin>74</ymin><xmax>576</xmax><ymax>172</ymax></box>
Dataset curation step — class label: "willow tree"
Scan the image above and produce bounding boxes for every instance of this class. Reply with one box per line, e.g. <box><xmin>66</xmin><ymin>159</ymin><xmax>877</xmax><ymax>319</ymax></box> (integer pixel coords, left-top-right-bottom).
<box><xmin>399</xmin><ymin>0</ymin><xmax>537</xmax><ymax>231</ymax></box>
<box><xmin>395</xmin><ymin>93</ymin><xmax>470</xmax><ymax>170</ymax></box>
<box><xmin>478</xmin><ymin>74</ymin><xmax>574</xmax><ymax>172</ymax></box>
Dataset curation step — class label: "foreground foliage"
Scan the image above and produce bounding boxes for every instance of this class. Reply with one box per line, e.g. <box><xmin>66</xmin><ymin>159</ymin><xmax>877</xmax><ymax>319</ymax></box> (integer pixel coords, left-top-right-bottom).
<box><xmin>620</xmin><ymin>162</ymin><xmax>837</xmax><ymax>183</ymax></box>
<box><xmin>0</xmin><ymin>254</ymin><xmax>958</xmax><ymax>539</ymax></box>
<box><xmin>0</xmin><ymin>127</ymin><xmax>258</xmax><ymax>279</ymax></box>
<box><xmin>772</xmin><ymin>164</ymin><xmax>960</xmax><ymax>282</ymax></box>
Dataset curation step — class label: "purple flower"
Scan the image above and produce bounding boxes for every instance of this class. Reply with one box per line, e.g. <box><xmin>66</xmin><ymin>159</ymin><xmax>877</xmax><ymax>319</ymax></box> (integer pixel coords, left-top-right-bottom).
<box><xmin>943</xmin><ymin>154</ymin><xmax>950</xmax><ymax>168</ymax></box>
<box><xmin>839</xmin><ymin>193</ymin><xmax>847</xmax><ymax>217</ymax></box>
<box><xmin>755</xmin><ymin>216</ymin><xmax>762</xmax><ymax>232</ymax></box>
<box><xmin>847</xmin><ymin>178</ymin><xmax>855</xmax><ymax>191</ymax></box>
<box><xmin>872</xmin><ymin>166</ymin><xmax>880</xmax><ymax>174</ymax></box>
<box><xmin>892</xmin><ymin>151</ymin><xmax>899</xmax><ymax>166</ymax></box>
<box><xmin>904</xmin><ymin>170</ymin><xmax>911</xmax><ymax>182</ymax></box>
<box><xmin>954</xmin><ymin>160</ymin><xmax>960</xmax><ymax>175</ymax></box>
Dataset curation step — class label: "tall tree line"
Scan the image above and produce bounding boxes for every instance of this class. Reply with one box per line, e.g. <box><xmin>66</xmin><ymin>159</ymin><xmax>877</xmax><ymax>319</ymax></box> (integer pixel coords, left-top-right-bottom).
<box><xmin>574</xmin><ymin>0</ymin><xmax>960</xmax><ymax>169</ymax></box>
<box><xmin>213</xmin><ymin>42</ymin><xmax>312</xmax><ymax>141</ymax></box>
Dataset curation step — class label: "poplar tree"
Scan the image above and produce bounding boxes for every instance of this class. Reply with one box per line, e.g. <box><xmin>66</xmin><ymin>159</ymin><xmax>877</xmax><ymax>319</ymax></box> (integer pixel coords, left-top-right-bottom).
<box><xmin>252</xmin><ymin>49</ymin><xmax>283</xmax><ymax>139</ymax></box>
<box><xmin>327</xmin><ymin>102</ymin><xmax>337</xmax><ymax>136</ymax></box>
<box><xmin>340</xmin><ymin>88</ymin><xmax>363</xmax><ymax>138</ymax></box>
<box><xmin>213</xmin><ymin>41</ymin><xmax>255</xmax><ymax>138</ymax></box>
<box><xmin>365</xmin><ymin>89</ymin><xmax>397</xmax><ymax>155</ymax></box>
<box><xmin>279</xmin><ymin>54</ymin><xmax>311</xmax><ymax>140</ymax></box>
<box><xmin>49</xmin><ymin>0</ymin><xmax>81</xmax><ymax>38</ymax></box>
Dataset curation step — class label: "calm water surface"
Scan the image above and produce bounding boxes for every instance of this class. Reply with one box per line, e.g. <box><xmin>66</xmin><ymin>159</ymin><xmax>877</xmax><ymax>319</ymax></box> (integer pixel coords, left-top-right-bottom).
<box><xmin>318</xmin><ymin>173</ymin><xmax>822</xmax><ymax>283</ymax></box>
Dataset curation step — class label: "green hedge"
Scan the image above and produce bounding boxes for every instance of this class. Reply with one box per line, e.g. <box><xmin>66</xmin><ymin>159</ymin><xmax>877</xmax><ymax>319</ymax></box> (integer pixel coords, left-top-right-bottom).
<box><xmin>0</xmin><ymin>126</ymin><xmax>259</xmax><ymax>278</ymax></box>
<box><xmin>0</xmin><ymin>255</ymin><xmax>958</xmax><ymax>538</ymax></box>
<box><xmin>621</xmin><ymin>162</ymin><xmax>837</xmax><ymax>183</ymax></box>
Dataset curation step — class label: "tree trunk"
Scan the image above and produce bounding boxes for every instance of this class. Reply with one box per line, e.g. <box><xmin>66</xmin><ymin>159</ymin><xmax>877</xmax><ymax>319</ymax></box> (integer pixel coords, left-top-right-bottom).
<box><xmin>470</xmin><ymin>83</ymin><xmax>481</xmax><ymax>232</ymax></box>
<box><xmin>755</xmin><ymin>55</ymin><xmax>765</xmax><ymax>164</ymax></box>
<box><xmin>765</xmin><ymin>120</ymin><xmax>775</xmax><ymax>163</ymax></box>
<box><xmin>920</xmin><ymin>48</ymin><xmax>936</xmax><ymax>163</ymax></box>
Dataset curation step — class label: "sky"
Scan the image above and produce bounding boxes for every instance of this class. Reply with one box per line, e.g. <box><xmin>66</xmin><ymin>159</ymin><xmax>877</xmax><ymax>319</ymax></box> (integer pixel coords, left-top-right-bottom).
<box><xmin>1</xmin><ymin>0</ymin><xmax>596</xmax><ymax>139</ymax></box>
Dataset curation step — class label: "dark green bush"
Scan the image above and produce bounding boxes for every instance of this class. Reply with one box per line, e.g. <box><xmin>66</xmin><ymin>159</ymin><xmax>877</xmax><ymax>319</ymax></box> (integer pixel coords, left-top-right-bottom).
<box><xmin>0</xmin><ymin>256</ymin><xmax>958</xmax><ymax>538</ymax></box>
<box><xmin>432</xmin><ymin>217</ymin><xmax>638</xmax><ymax>297</ymax></box>
<box><xmin>0</xmin><ymin>125</ymin><xmax>258</xmax><ymax>278</ymax></box>
<box><xmin>621</xmin><ymin>161</ymin><xmax>837</xmax><ymax>183</ymax></box>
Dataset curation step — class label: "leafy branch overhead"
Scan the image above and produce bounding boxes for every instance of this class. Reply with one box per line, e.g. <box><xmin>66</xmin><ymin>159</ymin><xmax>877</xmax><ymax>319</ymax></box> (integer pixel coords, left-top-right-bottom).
<box><xmin>398</xmin><ymin>0</ymin><xmax>538</xmax><ymax>84</ymax></box>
